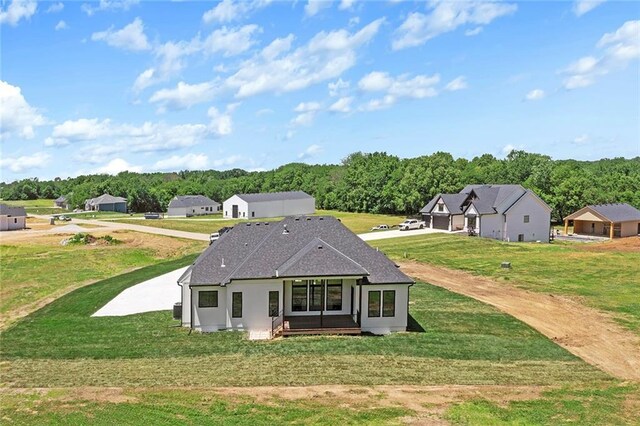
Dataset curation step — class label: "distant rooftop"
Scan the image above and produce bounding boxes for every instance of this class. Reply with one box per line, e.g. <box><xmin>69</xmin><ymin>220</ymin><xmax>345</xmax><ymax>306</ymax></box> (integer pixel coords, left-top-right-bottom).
<box><xmin>0</xmin><ymin>204</ymin><xmax>27</xmax><ymax>217</ymax></box>
<box><xmin>234</xmin><ymin>191</ymin><xmax>314</xmax><ymax>203</ymax></box>
<box><xmin>169</xmin><ymin>195</ymin><xmax>219</xmax><ymax>209</ymax></box>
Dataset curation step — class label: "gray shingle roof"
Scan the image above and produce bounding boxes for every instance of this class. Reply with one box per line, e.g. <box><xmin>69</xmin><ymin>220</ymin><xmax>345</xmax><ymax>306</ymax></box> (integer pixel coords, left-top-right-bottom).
<box><xmin>168</xmin><ymin>195</ymin><xmax>219</xmax><ymax>209</ymax></box>
<box><xmin>185</xmin><ymin>216</ymin><xmax>413</xmax><ymax>286</ymax></box>
<box><xmin>234</xmin><ymin>191</ymin><xmax>314</xmax><ymax>203</ymax></box>
<box><xmin>421</xmin><ymin>184</ymin><xmax>531</xmax><ymax>216</ymax></box>
<box><xmin>580</xmin><ymin>203</ymin><xmax>640</xmax><ymax>222</ymax></box>
<box><xmin>0</xmin><ymin>204</ymin><xmax>26</xmax><ymax>217</ymax></box>
<box><xmin>87</xmin><ymin>193</ymin><xmax>127</xmax><ymax>205</ymax></box>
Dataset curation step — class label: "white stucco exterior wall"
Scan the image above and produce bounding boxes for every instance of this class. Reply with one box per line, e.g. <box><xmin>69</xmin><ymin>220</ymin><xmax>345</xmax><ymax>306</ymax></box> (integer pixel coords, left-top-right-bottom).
<box><xmin>0</xmin><ymin>215</ymin><xmax>26</xmax><ymax>231</ymax></box>
<box><xmin>191</xmin><ymin>286</ymin><xmax>227</xmax><ymax>332</ymax></box>
<box><xmin>479</xmin><ymin>214</ymin><xmax>503</xmax><ymax>240</ymax></box>
<box><xmin>360</xmin><ymin>283</ymin><xmax>410</xmax><ymax>334</ymax></box>
<box><xmin>223</xmin><ymin>196</ymin><xmax>249</xmax><ymax>219</ymax></box>
<box><xmin>225</xmin><ymin>280</ymin><xmax>283</xmax><ymax>331</ymax></box>
<box><xmin>503</xmin><ymin>194</ymin><xmax>551</xmax><ymax>242</ymax></box>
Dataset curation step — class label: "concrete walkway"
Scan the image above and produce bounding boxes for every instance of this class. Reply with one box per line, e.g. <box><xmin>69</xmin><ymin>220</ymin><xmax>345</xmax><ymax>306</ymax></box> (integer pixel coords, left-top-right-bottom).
<box><xmin>92</xmin><ymin>266</ymin><xmax>189</xmax><ymax>317</ymax></box>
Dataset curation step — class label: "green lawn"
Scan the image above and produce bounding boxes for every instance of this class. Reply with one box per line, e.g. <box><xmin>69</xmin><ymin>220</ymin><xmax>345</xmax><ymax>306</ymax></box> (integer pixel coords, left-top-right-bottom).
<box><xmin>0</xmin><ymin>233</ymin><xmax>205</xmax><ymax>329</ymax></box>
<box><xmin>2</xmin><ymin>198</ymin><xmax>70</xmax><ymax>215</ymax></box>
<box><xmin>1</xmin><ymin>257</ymin><xmax>607</xmax><ymax>388</ymax></box>
<box><xmin>375</xmin><ymin>233</ymin><xmax>640</xmax><ymax>333</ymax></box>
<box><xmin>111</xmin><ymin>209</ymin><xmax>408</xmax><ymax>235</ymax></box>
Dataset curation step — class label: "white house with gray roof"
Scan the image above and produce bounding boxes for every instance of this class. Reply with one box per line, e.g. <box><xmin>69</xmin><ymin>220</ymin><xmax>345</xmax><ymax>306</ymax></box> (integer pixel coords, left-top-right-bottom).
<box><xmin>167</xmin><ymin>195</ymin><xmax>220</xmax><ymax>217</ymax></box>
<box><xmin>421</xmin><ymin>184</ymin><xmax>552</xmax><ymax>242</ymax></box>
<box><xmin>0</xmin><ymin>204</ymin><xmax>27</xmax><ymax>231</ymax></box>
<box><xmin>222</xmin><ymin>191</ymin><xmax>315</xmax><ymax>219</ymax></box>
<box><xmin>177</xmin><ymin>216</ymin><xmax>414</xmax><ymax>337</ymax></box>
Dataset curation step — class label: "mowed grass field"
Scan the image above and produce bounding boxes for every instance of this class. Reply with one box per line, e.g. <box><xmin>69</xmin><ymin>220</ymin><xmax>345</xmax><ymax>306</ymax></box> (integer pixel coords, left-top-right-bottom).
<box><xmin>0</xmin><ymin>231</ymin><xmax>206</xmax><ymax>329</ymax></box>
<box><xmin>376</xmin><ymin>233</ymin><xmax>640</xmax><ymax>334</ymax></box>
<box><xmin>112</xmin><ymin>209</ymin><xmax>408</xmax><ymax>235</ymax></box>
<box><xmin>2</xmin><ymin>198</ymin><xmax>68</xmax><ymax>215</ymax></box>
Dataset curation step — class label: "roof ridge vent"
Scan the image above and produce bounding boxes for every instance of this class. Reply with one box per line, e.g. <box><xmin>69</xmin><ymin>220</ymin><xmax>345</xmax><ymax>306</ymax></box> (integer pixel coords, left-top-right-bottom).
<box><xmin>282</xmin><ymin>224</ymin><xmax>289</xmax><ymax>235</ymax></box>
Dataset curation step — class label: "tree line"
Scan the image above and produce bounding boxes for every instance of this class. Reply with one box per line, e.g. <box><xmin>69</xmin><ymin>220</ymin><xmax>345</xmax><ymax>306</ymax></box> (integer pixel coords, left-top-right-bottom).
<box><xmin>1</xmin><ymin>151</ymin><xmax>639</xmax><ymax>221</ymax></box>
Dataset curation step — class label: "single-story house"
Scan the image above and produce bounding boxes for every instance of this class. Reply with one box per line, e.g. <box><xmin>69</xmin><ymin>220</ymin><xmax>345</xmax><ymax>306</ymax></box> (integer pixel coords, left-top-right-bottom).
<box><xmin>84</xmin><ymin>193</ymin><xmax>127</xmax><ymax>212</ymax></box>
<box><xmin>167</xmin><ymin>195</ymin><xmax>220</xmax><ymax>217</ymax></box>
<box><xmin>53</xmin><ymin>196</ymin><xmax>69</xmax><ymax>209</ymax></box>
<box><xmin>421</xmin><ymin>184</ymin><xmax>552</xmax><ymax>242</ymax></box>
<box><xmin>0</xmin><ymin>204</ymin><xmax>27</xmax><ymax>231</ymax></box>
<box><xmin>564</xmin><ymin>203</ymin><xmax>640</xmax><ymax>239</ymax></box>
<box><xmin>222</xmin><ymin>191</ymin><xmax>315</xmax><ymax>219</ymax></box>
<box><xmin>177</xmin><ymin>215</ymin><xmax>414</xmax><ymax>337</ymax></box>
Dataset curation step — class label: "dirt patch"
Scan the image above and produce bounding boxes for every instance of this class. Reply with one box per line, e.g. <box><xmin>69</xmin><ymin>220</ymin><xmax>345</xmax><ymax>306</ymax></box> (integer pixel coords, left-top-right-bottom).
<box><xmin>399</xmin><ymin>261</ymin><xmax>640</xmax><ymax>381</ymax></box>
<box><xmin>574</xmin><ymin>236</ymin><xmax>640</xmax><ymax>253</ymax></box>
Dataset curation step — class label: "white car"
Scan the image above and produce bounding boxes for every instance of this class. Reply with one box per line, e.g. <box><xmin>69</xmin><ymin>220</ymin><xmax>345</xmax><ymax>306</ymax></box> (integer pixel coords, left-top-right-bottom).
<box><xmin>370</xmin><ymin>224</ymin><xmax>389</xmax><ymax>231</ymax></box>
<box><xmin>209</xmin><ymin>232</ymin><xmax>220</xmax><ymax>244</ymax></box>
<box><xmin>398</xmin><ymin>219</ymin><xmax>425</xmax><ymax>231</ymax></box>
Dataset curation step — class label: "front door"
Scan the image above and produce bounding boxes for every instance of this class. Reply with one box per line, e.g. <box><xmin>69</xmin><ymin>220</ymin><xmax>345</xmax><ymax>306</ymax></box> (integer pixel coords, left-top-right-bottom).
<box><xmin>232</xmin><ymin>205</ymin><xmax>238</xmax><ymax>218</ymax></box>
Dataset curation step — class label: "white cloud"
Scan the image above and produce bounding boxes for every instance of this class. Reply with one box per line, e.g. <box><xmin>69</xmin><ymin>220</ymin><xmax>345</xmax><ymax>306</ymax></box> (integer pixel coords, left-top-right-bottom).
<box><xmin>149</xmin><ymin>81</ymin><xmax>219</xmax><ymax>111</ymax></box>
<box><xmin>0</xmin><ymin>152</ymin><xmax>50</xmax><ymax>173</ymax></box>
<box><xmin>226</xmin><ymin>18</ymin><xmax>384</xmax><ymax>98</ymax></box>
<box><xmin>392</xmin><ymin>1</ymin><xmax>517</xmax><ymax>50</ymax></box>
<box><xmin>328</xmin><ymin>78</ymin><xmax>350</xmax><ymax>96</ymax></box>
<box><xmin>81</xmin><ymin>0</ymin><xmax>139</xmax><ymax>16</ymax></box>
<box><xmin>54</xmin><ymin>20</ymin><xmax>67</xmax><ymax>31</ymax></box>
<box><xmin>212</xmin><ymin>154</ymin><xmax>244</xmax><ymax>168</ymax></box>
<box><xmin>294</xmin><ymin>101</ymin><xmax>322</xmax><ymax>112</ymax></box>
<box><xmin>47</xmin><ymin>2</ymin><xmax>64</xmax><ymax>13</ymax></box>
<box><xmin>338</xmin><ymin>0</ymin><xmax>355</xmax><ymax>11</ymax></box>
<box><xmin>291</xmin><ymin>111</ymin><xmax>318</xmax><ymax>126</ymax></box>
<box><xmin>359</xmin><ymin>95</ymin><xmax>396</xmax><ymax>111</ymax></box>
<box><xmin>74</xmin><ymin>144</ymin><xmax>123</xmax><ymax>164</ymax></box>
<box><xmin>525</xmin><ymin>88</ymin><xmax>545</xmax><ymax>101</ymax></box>
<box><xmin>0</xmin><ymin>80</ymin><xmax>47</xmax><ymax>139</ymax></box>
<box><xmin>445</xmin><ymin>76</ymin><xmax>468</xmax><ymax>91</ymax></box>
<box><xmin>91</xmin><ymin>18</ymin><xmax>151</xmax><ymax>51</ymax></box>
<box><xmin>96</xmin><ymin>158</ymin><xmax>142</xmax><ymax>175</ymax></box>
<box><xmin>502</xmin><ymin>144</ymin><xmax>516</xmax><ymax>155</ymax></box>
<box><xmin>46</xmin><ymin>118</ymin><xmax>216</xmax><ymax>152</ymax></box>
<box><xmin>348</xmin><ymin>16</ymin><xmax>360</xmax><ymax>27</ymax></box>
<box><xmin>305</xmin><ymin>0</ymin><xmax>332</xmax><ymax>17</ymax></box>
<box><xmin>203</xmin><ymin>25</ymin><xmax>261</xmax><ymax>56</ymax></box>
<box><xmin>153</xmin><ymin>153</ymin><xmax>209</xmax><ymax>171</ymax></box>
<box><xmin>202</xmin><ymin>0</ymin><xmax>272</xmax><ymax>23</ymax></box>
<box><xmin>298</xmin><ymin>144</ymin><xmax>323</xmax><ymax>160</ymax></box>
<box><xmin>573</xmin><ymin>0</ymin><xmax>605</xmax><ymax>17</ymax></box>
<box><xmin>329</xmin><ymin>96</ymin><xmax>353</xmax><ymax>113</ymax></box>
<box><xmin>358</xmin><ymin>71</ymin><xmax>440</xmax><ymax>98</ymax></box>
<box><xmin>572</xmin><ymin>134</ymin><xmax>589</xmax><ymax>145</ymax></box>
<box><xmin>561</xmin><ymin>20</ymin><xmax>639</xmax><ymax>90</ymax></box>
<box><xmin>261</xmin><ymin>34</ymin><xmax>295</xmax><ymax>60</ymax></box>
<box><xmin>465</xmin><ymin>26</ymin><xmax>483</xmax><ymax>36</ymax></box>
<box><xmin>208</xmin><ymin>106</ymin><xmax>234</xmax><ymax>136</ymax></box>
<box><xmin>0</xmin><ymin>0</ymin><xmax>37</xmax><ymax>26</ymax></box>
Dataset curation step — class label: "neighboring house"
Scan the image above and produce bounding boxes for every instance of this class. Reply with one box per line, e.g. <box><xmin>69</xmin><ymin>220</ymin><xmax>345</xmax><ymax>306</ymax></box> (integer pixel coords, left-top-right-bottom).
<box><xmin>177</xmin><ymin>215</ymin><xmax>414</xmax><ymax>337</ymax></box>
<box><xmin>167</xmin><ymin>195</ymin><xmax>220</xmax><ymax>217</ymax></box>
<box><xmin>564</xmin><ymin>203</ymin><xmax>640</xmax><ymax>239</ymax></box>
<box><xmin>421</xmin><ymin>184</ymin><xmax>552</xmax><ymax>242</ymax></box>
<box><xmin>84</xmin><ymin>193</ymin><xmax>127</xmax><ymax>212</ymax></box>
<box><xmin>53</xmin><ymin>196</ymin><xmax>69</xmax><ymax>209</ymax></box>
<box><xmin>222</xmin><ymin>191</ymin><xmax>315</xmax><ymax>219</ymax></box>
<box><xmin>0</xmin><ymin>204</ymin><xmax>27</xmax><ymax>231</ymax></box>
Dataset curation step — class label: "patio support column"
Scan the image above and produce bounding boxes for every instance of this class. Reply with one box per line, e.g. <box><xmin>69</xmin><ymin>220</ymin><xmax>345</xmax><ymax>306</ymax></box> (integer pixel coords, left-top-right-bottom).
<box><xmin>564</xmin><ymin>219</ymin><xmax>569</xmax><ymax>235</ymax></box>
<box><xmin>610</xmin><ymin>222</ymin><xmax>615</xmax><ymax>239</ymax></box>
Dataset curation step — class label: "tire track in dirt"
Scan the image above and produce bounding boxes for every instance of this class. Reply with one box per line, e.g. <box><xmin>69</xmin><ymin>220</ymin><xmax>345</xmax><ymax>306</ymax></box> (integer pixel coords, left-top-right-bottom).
<box><xmin>399</xmin><ymin>261</ymin><xmax>640</xmax><ymax>381</ymax></box>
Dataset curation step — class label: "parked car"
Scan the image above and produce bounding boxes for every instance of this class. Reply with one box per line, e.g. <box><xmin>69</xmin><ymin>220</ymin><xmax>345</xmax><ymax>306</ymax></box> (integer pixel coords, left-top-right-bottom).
<box><xmin>370</xmin><ymin>224</ymin><xmax>390</xmax><ymax>231</ymax></box>
<box><xmin>73</xmin><ymin>209</ymin><xmax>83</xmax><ymax>213</ymax></box>
<box><xmin>398</xmin><ymin>219</ymin><xmax>425</xmax><ymax>231</ymax></box>
<box><xmin>59</xmin><ymin>215</ymin><xmax>71</xmax><ymax>221</ymax></box>
<box><xmin>144</xmin><ymin>212</ymin><xmax>161</xmax><ymax>219</ymax></box>
<box><xmin>209</xmin><ymin>232</ymin><xmax>220</xmax><ymax>244</ymax></box>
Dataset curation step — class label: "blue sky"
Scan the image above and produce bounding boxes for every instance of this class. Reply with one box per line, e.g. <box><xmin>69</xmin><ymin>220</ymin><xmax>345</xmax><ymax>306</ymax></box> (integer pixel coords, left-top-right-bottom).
<box><xmin>1</xmin><ymin>0</ymin><xmax>639</xmax><ymax>182</ymax></box>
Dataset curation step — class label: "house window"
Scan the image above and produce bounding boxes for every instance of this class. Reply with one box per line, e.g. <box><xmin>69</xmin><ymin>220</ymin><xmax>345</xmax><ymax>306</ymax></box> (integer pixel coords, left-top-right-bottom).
<box><xmin>382</xmin><ymin>290</ymin><xmax>395</xmax><ymax>317</ymax></box>
<box><xmin>326</xmin><ymin>279</ymin><xmax>343</xmax><ymax>311</ymax></box>
<box><xmin>198</xmin><ymin>290</ymin><xmax>218</xmax><ymax>308</ymax></box>
<box><xmin>291</xmin><ymin>280</ymin><xmax>307</xmax><ymax>311</ymax></box>
<box><xmin>518</xmin><ymin>234</ymin><xmax>525</xmax><ymax>242</ymax></box>
<box><xmin>524</xmin><ymin>215</ymin><xmax>530</xmax><ymax>223</ymax></box>
<box><xmin>251</xmin><ymin>211</ymin><xmax>255</xmax><ymax>217</ymax></box>
<box><xmin>14</xmin><ymin>218</ymin><xmax>18</xmax><ymax>224</ymax></box>
<box><xmin>368</xmin><ymin>291</ymin><xmax>381</xmax><ymax>317</ymax></box>
<box><xmin>269</xmin><ymin>291</ymin><xmax>279</xmax><ymax>317</ymax></box>
<box><xmin>232</xmin><ymin>292</ymin><xmax>242</xmax><ymax>318</ymax></box>
<box><xmin>437</xmin><ymin>204</ymin><xmax>444</xmax><ymax>212</ymax></box>
<box><xmin>309</xmin><ymin>279</ymin><xmax>323</xmax><ymax>311</ymax></box>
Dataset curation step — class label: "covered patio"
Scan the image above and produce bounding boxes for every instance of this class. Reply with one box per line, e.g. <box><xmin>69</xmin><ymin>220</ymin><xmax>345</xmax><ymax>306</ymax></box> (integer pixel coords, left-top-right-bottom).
<box><xmin>277</xmin><ymin>315</ymin><xmax>361</xmax><ymax>336</ymax></box>
<box><xmin>564</xmin><ymin>203</ymin><xmax>640</xmax><ymax>239</ymax></box>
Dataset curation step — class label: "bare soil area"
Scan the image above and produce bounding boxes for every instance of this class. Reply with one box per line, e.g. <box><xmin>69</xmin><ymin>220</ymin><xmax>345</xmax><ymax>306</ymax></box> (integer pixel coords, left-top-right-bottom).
<box><xmin>399</xmin><ymin>261</ymin><xmax>640</xmax><ymax>381</ymax></box>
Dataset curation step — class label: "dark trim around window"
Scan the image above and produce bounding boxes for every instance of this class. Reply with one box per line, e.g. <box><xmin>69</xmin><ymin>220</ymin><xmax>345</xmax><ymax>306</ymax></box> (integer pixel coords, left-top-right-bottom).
<box><xmin>382</xmin><ymin>290</ymin><xmax>395</xmax><ymax>317</ymax></box>
<box><xmin>291</xmin><ymin>280</ymin><xmax>308</xmax><ymax>312</ymax></box>
<box><xmin>368</xmin><ymin>290</ymin><xmax>381</xmax><ymax>318</ymax></box>
<box><xmin>232</xmin><ymin>292</ymin><xmax>242</xmax><ymax>318</ymax></box>
<box><xmin>198</xmin><ymin>290</ymin><xmax>218</xmax><ymax>308</ymax></box>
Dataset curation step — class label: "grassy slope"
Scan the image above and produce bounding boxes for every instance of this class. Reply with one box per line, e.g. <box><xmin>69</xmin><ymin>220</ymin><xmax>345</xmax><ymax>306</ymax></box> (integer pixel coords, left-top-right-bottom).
<box><xmin>0</xmin><ymin>259</ymin><xmax>607</xmax><ymax>388</ymax></box>
<box><xmin>0</xmin><ymin>233</ymin><xmax>205</xmax><ymax>328</ymax></box>
<box><xmin>376</xmin><ymin>234</ymin><xmax>640</xmax><ymax>333</ymax></box>
<box><xmin>111</xmin><ymin>209</ymin><xmax>408</xmax><ymax>235</ymax></box>
<box><xmin>2</xmin><ymin>199</ymin><xmax>69</xmax><ymax>215</ymax></box>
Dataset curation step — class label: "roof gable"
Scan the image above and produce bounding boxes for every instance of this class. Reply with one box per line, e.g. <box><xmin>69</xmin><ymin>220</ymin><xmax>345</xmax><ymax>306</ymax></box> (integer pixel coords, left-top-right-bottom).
<box><xmin>277</xmin><ymin>238</ymin><xmax>369</xmax><ymax>278</ymax></box>
<box><xmin>169</xmin><ymin>195</ymin><xmax>219</xmax><ymax>208</ymax></box>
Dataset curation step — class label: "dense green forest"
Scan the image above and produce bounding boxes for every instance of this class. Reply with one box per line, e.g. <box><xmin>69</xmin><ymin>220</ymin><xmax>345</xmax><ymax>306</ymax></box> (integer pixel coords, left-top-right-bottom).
<box><xmin>1</xmin><ymin>151</ymin><xmax>639</xmax><ymax>221</ymax></box>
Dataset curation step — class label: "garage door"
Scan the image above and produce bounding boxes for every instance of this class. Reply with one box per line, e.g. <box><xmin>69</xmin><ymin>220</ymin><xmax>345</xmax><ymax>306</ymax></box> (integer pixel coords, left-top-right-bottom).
<box><xmin>432</xmin><ymin>215</ymin><xmax>449</xmax><ymax>230</ymax></box>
